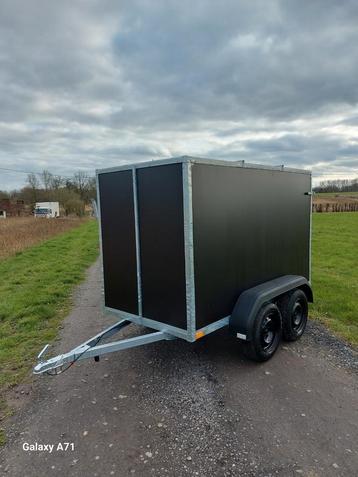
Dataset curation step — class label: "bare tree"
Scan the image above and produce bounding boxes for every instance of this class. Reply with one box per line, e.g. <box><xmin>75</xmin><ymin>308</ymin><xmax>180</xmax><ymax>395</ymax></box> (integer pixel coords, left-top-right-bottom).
<box><xmin>50</xmin><ymin>175</ymin><xmax>63</xmax><ymax>190</ymax></box>
<box><xmin>41</xmin><ymin>170</ymin><xmax>53</xmax><ymax>191</ymax></box>
<box><xmin>72</xmin><ymin>171</ymin><xmax>89</xmax><ymax>200</ymax></box>
<box><xmin>27</xmin><ymin>173</ymin><xmax>40</xmax><ymax>202</ymax></box>
<box><xmin>27</xmin><ymin>173</ymin><xmax>39</xmax><ymax>189</ymax></box>
<box><xmin>314</xmin><ymin>177</ymin><xmax>358</xmax><ymax>193</ymax></box>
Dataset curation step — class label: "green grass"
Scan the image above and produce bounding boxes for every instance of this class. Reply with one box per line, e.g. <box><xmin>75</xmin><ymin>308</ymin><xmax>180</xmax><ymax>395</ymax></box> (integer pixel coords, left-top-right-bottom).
<box><xmin>311</xmin><ymin>212</ymin><xmax>358</xmax><ymax>345</ymax></box>
<box><xmin>0</xmin><ymin>220</ymin><xmax>98</xmax><ymax>416</ymax></box>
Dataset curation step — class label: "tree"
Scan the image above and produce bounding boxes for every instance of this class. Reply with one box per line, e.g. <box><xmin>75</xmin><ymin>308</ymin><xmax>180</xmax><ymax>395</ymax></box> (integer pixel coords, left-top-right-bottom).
<box><xmin>72</xmin><ymin>171</ymin><xmax>89</xmax><ymax>200</ymax></box>
<box><xmin>50</xmin><ymin>175</ymin><xmax>63</xmax><ymax>190</ymax></box>
<box><xmin>86</xmin><ymin>176</ymin><xmax>97</xmax><ymax>201</ymax></box>
<box><xmin>41</xmin><ymin>170</ymin><xmax>53</xmax><ymax>191</ymax></box>
<box><xmin>67</xmin><ymin>171</ymin><xmax>96</xmax><ymax>203</ymax></box>
<box><xmin>64</xmin><ymin>198</ymin><xmax>85</xmax><ymax>217</ymax></box>
<box><xmin>4</xmin><ymin>169</ymin><xmax>95</xmax><ymax>212</ymax></box>
<box><xmin>26</xmin><ymin>173</ymin><xmax>40</xmax><ymax>202</ymax></box>
<box><xmin>313</xmin><ymin>177</ymin><xmax>358</xmax><ymax>193</ymax></box>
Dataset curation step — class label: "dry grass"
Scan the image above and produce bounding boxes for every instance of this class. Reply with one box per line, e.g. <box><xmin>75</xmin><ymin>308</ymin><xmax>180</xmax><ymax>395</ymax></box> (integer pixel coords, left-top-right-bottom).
<box><xmin>313</xmin><ymin>193</ymin><xmax>358</xmax><ymax>212</ymax></box>
<box><xmin>0</xmin><ymin>217</ymin><xmax>88</xmax><ymax>260</ymax></box>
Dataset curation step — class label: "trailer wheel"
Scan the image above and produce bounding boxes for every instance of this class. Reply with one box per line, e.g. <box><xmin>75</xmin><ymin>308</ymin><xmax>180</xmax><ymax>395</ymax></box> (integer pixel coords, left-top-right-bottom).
<box><xmin>279</xmin><ymin>289</ymin><xmax>308</xmax><ymax>341</ymax></box>
<box><xmin>242</xmin><ymin>303</ymin><xmax>282</xmax><ymax>362</ymax></box>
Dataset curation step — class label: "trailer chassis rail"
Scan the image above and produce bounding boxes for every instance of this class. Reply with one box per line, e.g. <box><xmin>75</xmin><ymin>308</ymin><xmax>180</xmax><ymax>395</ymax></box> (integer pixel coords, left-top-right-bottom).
<box><xmin>33</xmin><ymin>319</ymin><xmax>175</xmax><ymax>375</ymax></box>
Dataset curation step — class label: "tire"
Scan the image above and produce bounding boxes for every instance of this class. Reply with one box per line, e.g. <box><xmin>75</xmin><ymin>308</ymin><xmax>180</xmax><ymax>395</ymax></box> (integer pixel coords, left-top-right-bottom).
<box><xmin>279</xmin><ymin>289</ymin><xmax>308</xmax><ymax>342</ymax></box>
<box><xmin>242</xmin><ymin>302</ymin><xmax>282</xmax><ymax>362</ymax></box>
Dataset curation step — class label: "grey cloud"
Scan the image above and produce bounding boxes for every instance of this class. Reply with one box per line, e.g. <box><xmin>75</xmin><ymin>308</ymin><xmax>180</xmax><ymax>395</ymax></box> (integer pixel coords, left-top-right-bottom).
<box><xmin>111</xmin><ymin>0</ymin><xmax>358</xmax><ymax>123</ymax></box>
<box><xmin>206</xmin><ymin>132</ymin><xmax>358</xmax><ymax>174</ymax></box>
<box><xmin>0</xmin><ymin>0</ymin><xmax>357</xmax><ymax>189</ymax></box>
<box><xmin>81</xmin><ymin>143</ymin><xmax>168</xmax><ymax>158</ymax></box>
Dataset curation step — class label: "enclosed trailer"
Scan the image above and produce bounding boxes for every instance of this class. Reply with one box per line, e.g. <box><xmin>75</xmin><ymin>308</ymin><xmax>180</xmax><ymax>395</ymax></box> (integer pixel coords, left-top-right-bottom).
<box><xmin>34</xmin><ymin>157</ymin><xmax>313</xmax><ymax>374</ymax></box>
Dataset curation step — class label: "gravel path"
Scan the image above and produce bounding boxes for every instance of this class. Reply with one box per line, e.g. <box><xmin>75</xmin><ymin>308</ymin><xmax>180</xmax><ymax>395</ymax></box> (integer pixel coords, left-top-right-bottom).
<box><xmin>0</xmin><ymin>260</ymin><xmax>357</xmax><ymax>476</ymax></box>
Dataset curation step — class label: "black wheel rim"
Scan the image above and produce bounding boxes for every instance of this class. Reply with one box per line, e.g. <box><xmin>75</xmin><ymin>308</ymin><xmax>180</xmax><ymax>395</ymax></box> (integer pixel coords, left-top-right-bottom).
<box><xmin>291</xmin><ymin>299</ymin><xmax>305</xmax><ymax>332</ymax></box>
<box><xmin>260</xmin><ymin>311</ymin><xmax>280</xmax><ymax>351</ymax></box>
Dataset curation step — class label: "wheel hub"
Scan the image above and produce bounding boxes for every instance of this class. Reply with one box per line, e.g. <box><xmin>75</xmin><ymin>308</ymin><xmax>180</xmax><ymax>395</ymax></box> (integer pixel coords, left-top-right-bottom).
<box><xmin>260</xmin><ymin>314</ymin><xmax>278</xmax><ymax>350</ymax></box>
<box><xmin>263</xmin><ymin>331</ymin><xmax>274</xmax><ymax>344</ymax></box>
<box><xmin>292</xmin><ymin>302</ymin><xmax>303</xmax><ymax>329</ymax></box>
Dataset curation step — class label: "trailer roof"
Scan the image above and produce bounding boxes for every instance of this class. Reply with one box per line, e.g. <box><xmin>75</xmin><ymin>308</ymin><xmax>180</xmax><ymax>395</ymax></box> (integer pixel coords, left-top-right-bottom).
<box><xmin>96</xmin><ymin>156</ymin><xmax>311</xmax><ymax>175</ymax></box>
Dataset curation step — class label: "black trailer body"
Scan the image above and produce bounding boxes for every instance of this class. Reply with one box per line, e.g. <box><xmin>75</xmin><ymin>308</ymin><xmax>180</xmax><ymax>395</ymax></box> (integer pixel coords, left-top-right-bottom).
<box><xmin>96</xmin><ymin>156</ymin><xmax>312</xmax><ymax>343</ymax></box>
<box><xmin>191</xmin><ymin>164</ymin><xmax>311</xmax><ymax>330</ymax></box>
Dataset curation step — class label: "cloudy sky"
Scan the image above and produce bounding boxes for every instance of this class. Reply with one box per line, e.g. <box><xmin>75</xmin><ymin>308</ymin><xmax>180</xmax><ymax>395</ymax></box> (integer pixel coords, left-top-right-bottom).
<box><xmin>0</xmin><ymin>0</ymin><xmax>357</xmax><ymax>190</ymax></box>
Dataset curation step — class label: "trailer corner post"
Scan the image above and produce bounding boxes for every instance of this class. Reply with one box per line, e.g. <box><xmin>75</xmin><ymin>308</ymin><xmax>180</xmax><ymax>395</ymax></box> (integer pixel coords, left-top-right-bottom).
<box><xmin>309</xmin><ymin>172</ymin><xmax>313</xmax><ymax>283</ymax></box>
<box><xmin>95</xmin><ymin>171</ymin><xmax>106</xmax><ymax>312</ymax></box>
<box><xmin>182</xmin><ymin>160</ymin><xmax>196</xmax><ymax>342</ymax></box>
<box><xmin>132</xmin><ymin>166</ymin><xmax>143</xmax><ymax>316</ymax></box>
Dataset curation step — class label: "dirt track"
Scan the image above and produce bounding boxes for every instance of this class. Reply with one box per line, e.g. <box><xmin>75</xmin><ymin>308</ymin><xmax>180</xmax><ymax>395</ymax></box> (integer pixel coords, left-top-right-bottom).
<box><xmin>0</xmin><ymin>260</ymin><xmax>357</xmax><ymax>476</ymax></box>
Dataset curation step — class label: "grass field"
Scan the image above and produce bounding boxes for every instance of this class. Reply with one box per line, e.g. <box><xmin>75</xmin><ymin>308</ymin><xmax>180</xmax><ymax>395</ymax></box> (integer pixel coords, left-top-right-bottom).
<box><xmin>0</xmin><ymin>220</ymin><xmax>98</xmax><ymax>421</ymax></box>
<box><xmin>311</xmin><ymin>212</ymin><xmax>358</xmax><ymax>345</ymax></box>
<box><xmin>0</xmin><ymin>217</ymin><xmax>87</xmax><ymax>260</ymax></box>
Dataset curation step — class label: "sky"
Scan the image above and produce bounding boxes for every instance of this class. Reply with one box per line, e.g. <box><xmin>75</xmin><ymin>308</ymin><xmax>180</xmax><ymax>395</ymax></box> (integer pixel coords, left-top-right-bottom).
<box><xmin>0</xmin><ymin>0</ymin><xmax>357</xmax><ymax>190</ymax></box>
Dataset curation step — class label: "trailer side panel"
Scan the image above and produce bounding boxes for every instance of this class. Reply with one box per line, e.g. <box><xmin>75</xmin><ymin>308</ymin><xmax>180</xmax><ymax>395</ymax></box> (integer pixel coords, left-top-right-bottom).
<box><xmin>98</xmin><ymin>170</ymin><xmax>138</xmax><ymax>314</ymax></box>
<box><xmin>192</xmin><ymin>164</ymin><xmax>311</xmax><ymax>330</ymax></box>
<box><xmin>137</xmin><ymin>164</ymin><xmax>187</xmax><ymax>329</ymax></box>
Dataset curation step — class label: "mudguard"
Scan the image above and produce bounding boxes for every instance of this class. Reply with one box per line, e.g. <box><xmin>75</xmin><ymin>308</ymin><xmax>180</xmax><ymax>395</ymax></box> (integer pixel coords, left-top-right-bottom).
<box><xmin>229</xmin><ymin>275</ymin><xmax>313</xmax><ymax>341</ymax></box>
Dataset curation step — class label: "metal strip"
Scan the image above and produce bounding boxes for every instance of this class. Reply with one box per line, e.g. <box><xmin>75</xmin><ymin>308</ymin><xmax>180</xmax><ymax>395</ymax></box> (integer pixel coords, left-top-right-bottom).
<box><xmin>73</xmin><ymin>319</ymin><xmax>131</xmax><ymax>350</ymax></box>
<box><xmin>309</xmin><ymin>173</ymin><xmax>313</xmax><ymax>282</ymax></box>
<box><xmin>96</xmin><ymin>156</ymin><xmax>311</xmax><ymax>176</ymax></box>
<box><xmin>195</xmin><ymin>315</ymin><xmax>230</xmax><ymax>339</ymax></box>
<box><xmin>34</xmin><ymin>329</ymin><xmax>175</xmax><ymax>375</ymax></box>
<box><xmin>75</xmin><ymin>331</ymin><xmax>174</xmax><ymax>359</ymax></box>
<box><xmin>105</xmin><ymin>307</ymin><xmax>190</xmax><ymax>340</ymax></box>
<box><xmin>182</xmin><ymin>161</ymin><xmax>196</xmax><ymax>341</ymax></box>
<box><xmin>95</xmin><ymin>173</ymin><xmax>105</xmax><ymax>305</ymax></box>
<box><xmin>187</xmin><ymin>156</ymin><xmax>311</xmax><ymax>175</ymax></box>
<box><xmin>132</xmin><ymin>168</ymin><xmax>142</xmax><ymax>315</ymax></box>
<box><xmin>96</xmin><ymin>157</ymin><xmax>187</xmax><ymax>175</ymax></box>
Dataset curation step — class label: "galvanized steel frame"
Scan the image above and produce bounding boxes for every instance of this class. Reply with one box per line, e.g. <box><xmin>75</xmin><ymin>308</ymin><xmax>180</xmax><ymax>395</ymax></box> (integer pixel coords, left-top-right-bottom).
<box><xmin>95</xmin><ymin>171</ymin><xmax>105</xmax><ymax>309</ymax></box>
<box><xmin>106</xmin><ymin>307</ymin><xmax>189</xmax><ymax>340</ymax></box>
<box><xmin>96</xmin><ymin>160</ymin><xmax>195</xmax><ymax>342</ymax></box>
<box><xmin>33</xmin><ymin>319</ymin><xmax>175</xmax><ymax>374</ymax></box>
<box><xmin>96</xmin><ymin>155</ymin><xmax>311</xmax><ymax>176</ymax></box>
<box><xmin>182</xmin><ymin>160</ymin><xmax>196</xmax><ymax>341</ymax></box>
<box><xmin>309</xmin><ymin>173</ymin><xmax>313</xmax><ymax>283</ymax></box>
<box><xmin>132</xmin><ymin>167</ymin><xmax>143</xmax><ymax>316</ymax></box>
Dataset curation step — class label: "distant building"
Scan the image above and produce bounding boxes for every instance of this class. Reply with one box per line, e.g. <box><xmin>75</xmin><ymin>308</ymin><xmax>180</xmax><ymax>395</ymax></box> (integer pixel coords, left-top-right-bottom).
<box><xmin>0</xmin><ymin>198</ymin><xmax>29</xmax><ymax>217</ymax></box>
